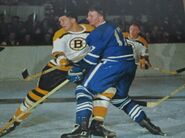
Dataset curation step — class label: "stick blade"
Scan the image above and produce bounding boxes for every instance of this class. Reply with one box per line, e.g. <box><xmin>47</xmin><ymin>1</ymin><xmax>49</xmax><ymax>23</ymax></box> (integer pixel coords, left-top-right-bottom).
<box><xmin>147</xmin><ymin>102</ymin><xmax>158</xmax><ymax>108</ymax></box>
<box><xmin>176</xmin><ymin>67</ymin><xmax>185</xmax><ymax>74</ymax></box>
<box><xmin>22</xmin><ymin>69</ymin><xmax>29</xmax><ymax>79</ymax></box>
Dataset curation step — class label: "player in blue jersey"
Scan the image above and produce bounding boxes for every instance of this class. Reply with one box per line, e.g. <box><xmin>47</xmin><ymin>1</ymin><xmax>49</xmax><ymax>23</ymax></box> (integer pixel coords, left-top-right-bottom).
<box><xmin>61</xmin><ymin>7</ymin><xmax>165</xmax><ymax>138</ymax></box>
<box><xmin>61</xmin><ymin>6</ymin><xmax>135</xmax><ymax>138</ymax></box>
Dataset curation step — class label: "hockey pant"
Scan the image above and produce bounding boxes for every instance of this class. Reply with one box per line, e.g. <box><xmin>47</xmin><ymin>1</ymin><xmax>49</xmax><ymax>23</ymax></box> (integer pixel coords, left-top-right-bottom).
<box><xmin>111</xmin><ymin>69</ymin><xmax>146</xmax><ymax>123</ymax></box>
<box><xmin>75</xmin><ymin>59</ymin><xmax>133</xmax><ymax>125</ymax></box>
<box><xmin>13</xmin><ymin>65</ymin><xmax>68</xmax><ymax>122</ymax></box>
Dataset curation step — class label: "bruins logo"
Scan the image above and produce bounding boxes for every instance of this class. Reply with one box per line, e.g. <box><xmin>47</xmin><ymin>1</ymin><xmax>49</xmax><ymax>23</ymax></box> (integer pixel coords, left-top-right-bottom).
<box><xmin>69</xmin><ymin>37</ymin><xmax>87</xmax><ymax>51</ymax></box>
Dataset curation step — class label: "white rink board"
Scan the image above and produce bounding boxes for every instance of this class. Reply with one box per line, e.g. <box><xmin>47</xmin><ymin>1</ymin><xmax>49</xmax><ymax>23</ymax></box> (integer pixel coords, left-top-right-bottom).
<box><xmin>0</xmin><ymin>43</ymin><xmax>185</xmax><ymax>80</ymax></box>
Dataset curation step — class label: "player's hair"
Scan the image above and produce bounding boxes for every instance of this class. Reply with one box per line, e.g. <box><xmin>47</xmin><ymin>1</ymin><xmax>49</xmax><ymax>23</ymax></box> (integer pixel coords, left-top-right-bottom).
<box><xmin>88</xmin><ymin>5</ymin><xmax>106</xmax><ymax>17</ymax></box>
<box><xmin>63</xmin><ymin>11</ymin><xmax>78</xmax><ymax>21</ymax></box>
<box><xmin>131</xmin><ymin>22</ymin><xmax>141</xmax><ymax>30</ymax></box>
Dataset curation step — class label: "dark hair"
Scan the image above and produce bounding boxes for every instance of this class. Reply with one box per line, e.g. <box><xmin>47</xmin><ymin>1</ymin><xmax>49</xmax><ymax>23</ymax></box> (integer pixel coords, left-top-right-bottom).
<box><xmin>88</xmin><ymin>5</ymin><xmax>106</xmax><ymax>17</ymax></box>
<box><xmin>131</xmin><ymin>22</ymin><xmax>141</xmax><ymax>30</ymax></box>
<box><xmin>63</xmin><ymin>11</ymin><xmax>78</xmax><ymax>21</ymax></box>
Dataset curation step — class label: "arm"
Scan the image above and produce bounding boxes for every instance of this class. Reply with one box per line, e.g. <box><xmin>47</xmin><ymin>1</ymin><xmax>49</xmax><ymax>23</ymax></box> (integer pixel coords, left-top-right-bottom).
<box><xmin>78</xmin><ymin>24</ymin><xmax>117</xmax><ymax>69</ymax></box>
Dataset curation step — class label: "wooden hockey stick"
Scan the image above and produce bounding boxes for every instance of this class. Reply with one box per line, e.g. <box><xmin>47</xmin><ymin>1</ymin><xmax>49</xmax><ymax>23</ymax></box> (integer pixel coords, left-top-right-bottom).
<box><xmin>147</xmin><ymin>83</ymin><xmax>185</xmax><ymax>108</ymax></box>
<box><xmin>21</xmin><ymin>48</ymin><xmax>91</xmax><ymax>81</ymax></box>
<box><xmin>136</xmin><ymin>63</ymin><xmax>185</xmax><ymax>75</ymax></box>
<box><xmin>22</xmin><ymin>66</ymin><xmax>61</xmax><ymax>81</ymax></box>
<box><xmin>151</xmin><ymin>66</ymin><xmax>185</xmax><ymax>75</ymax></box>
<box><xmin>0</xmin><ymin>79</ymin><xmax>69</xmax><ymax>135</ymax></box>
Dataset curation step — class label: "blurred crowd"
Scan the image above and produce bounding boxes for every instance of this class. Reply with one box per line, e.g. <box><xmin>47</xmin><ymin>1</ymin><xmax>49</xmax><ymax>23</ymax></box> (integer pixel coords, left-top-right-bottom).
<box><xmin>0</xmin><ymin>14</ymin><xmax>59</xmax><ymax>46</ymax></box>
<box><xmin>0</xmin><ymin>0</ymin><xmax>184</xmax><ymax>46</ymax></box>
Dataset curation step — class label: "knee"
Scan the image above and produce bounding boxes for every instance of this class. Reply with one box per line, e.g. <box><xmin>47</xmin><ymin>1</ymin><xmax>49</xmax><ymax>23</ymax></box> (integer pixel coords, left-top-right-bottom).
<box><xmin>75</xmin><ymin>85</ymin><xmax>93</xmax><ymax>101</ymax></box>
<box><xmin>111</xmin><ymin>96</ymin><xmax>131</xmax><ymax>109</ymax></box>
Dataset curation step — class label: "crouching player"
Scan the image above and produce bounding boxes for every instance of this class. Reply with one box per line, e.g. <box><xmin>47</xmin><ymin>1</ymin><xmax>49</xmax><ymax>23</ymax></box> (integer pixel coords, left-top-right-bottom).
<box><xmin>0</xmin><ymin>12</ymin><xmax>94</xmax><ymax>137</ymax></box>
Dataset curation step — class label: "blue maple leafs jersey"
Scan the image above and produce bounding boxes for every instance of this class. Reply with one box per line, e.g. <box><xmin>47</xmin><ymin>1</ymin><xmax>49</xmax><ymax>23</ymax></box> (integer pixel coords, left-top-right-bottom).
<box><xmin>82</xmin><ymin>22</ymin><xmax>134</xmax><ymax>67</ymax></box>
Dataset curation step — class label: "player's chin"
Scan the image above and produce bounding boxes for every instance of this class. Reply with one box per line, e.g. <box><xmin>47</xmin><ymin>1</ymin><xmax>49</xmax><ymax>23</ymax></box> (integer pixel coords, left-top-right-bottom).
<box><xmin>63</xmin><ymin>26</ymin><xmax>69</xmax><ymax>31</ymax></box>
<box><xmin>89</xmin><ymin>22</ymin><xmax>95</xmax><ymax>26</ymax></box>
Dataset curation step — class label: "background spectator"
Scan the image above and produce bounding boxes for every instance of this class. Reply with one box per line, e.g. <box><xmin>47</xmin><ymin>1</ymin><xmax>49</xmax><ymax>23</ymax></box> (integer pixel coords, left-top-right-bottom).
<box><xmin>0</xmin><ymin>0</ymin><xmax>184</xmax><ymax>45</ymax></box>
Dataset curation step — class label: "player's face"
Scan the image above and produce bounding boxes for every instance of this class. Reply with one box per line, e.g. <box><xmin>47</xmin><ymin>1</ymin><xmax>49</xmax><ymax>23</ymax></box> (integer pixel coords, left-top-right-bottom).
<box><xmin>87</xmin><ymin>11</ymin><xmax>102</xmax><ymax>27</ymax></box>
<box><xmin>129</xmin><ymin>25</ymin><xmax>140</xmax><ymax>39</ymax></box>
<box><xmin>59</xmin><ymin>16</ymin><xmax>73</xmax><ymax>31</ymax></box>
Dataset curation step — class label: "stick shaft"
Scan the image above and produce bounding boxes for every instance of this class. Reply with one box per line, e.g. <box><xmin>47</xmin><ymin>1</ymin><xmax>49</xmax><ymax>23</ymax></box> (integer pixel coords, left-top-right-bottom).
<box><xmin>25</xmin><ymin>66</ymin><xmax>60</xmax><ymax>81</ymax></box>
<box><xmin>152</xmin><ymin>67</ymin><xmax>176</xmax><ymax>75</ymax></box>
<box><xmin>152</xmin><ymin>66</ymin><xmax>185</xmax><ymax>75</ymax></box>
<box><xmin>0</xmin><ymin>79</ymin><xmax>69</xmax><ymax>133</ymax></box>
<box><xmin>147</xmin><ymin>83</ymin><xmax>185</xmax><ymax>107</ymax></box>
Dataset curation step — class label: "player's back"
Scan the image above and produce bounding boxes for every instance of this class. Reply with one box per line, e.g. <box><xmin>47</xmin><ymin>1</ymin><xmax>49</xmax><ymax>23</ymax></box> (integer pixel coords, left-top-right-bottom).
<box><xmin>86</xmin><ymin>22</ymin><xmax>133</xmax><ymax>60</ymax></box>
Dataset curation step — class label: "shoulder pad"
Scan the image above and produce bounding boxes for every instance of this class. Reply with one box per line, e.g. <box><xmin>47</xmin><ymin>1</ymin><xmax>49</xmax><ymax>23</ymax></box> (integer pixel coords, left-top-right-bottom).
<box><xmin>80</xmin><ymin>24</ymin><xmax>94</xmax><ymax>32</ymax></box>
<box><xmin>53</xmin><ymin>28</ymin><xmax>68</xmax><ymax>41</ymax></box>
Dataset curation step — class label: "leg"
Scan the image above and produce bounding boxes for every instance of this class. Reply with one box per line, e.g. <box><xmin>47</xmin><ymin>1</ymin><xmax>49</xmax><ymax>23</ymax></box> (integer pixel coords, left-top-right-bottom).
<box><xmin>112</xmin><ymin>97</ymin><xmax>165</xmax><ymax>136</ymax></box>
<box><xmin>0</xmin><ymin>65</ymin><xmax>67</xmax><ymax>136</ymax></box>
<box><xmin>112</xmin><ymin>68</ymin><xmax>165</xmax><ymax>136</ymax></box>
<box><xmin>61</xmin><ymin>61</ymin><xmax>125</xmax><ymax>138</ymax></box>
<box><xmin>89</xmin><ymin>88</ymin><xmax>117</xmax><ymax>138</ymax></box>
<box><xmin>61</xmin><ymin>85</ymin><xmax>93</xmax><ymax>138</ymax></box>
<box><xmin>85</xmin><ymin>61</ymin><xmax>125</xmax><ymax>138</ymax></box>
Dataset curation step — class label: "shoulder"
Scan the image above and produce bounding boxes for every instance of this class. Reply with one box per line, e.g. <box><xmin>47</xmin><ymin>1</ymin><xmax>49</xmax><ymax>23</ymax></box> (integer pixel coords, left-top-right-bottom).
<box><xmin>137</xmin><ymin>36</ymin><xmax>148</xmax><ymax>48</ymax></box>
<box><xmin>123</xmin><ymin>32</ymin><xmax>129</xmax><ymax>38</ymax></box>
<box><xmin>97</xmin><ymin>22</ymin><xmax>115</xmax><ymax>33</ymax></box>
<box><xmin>80</xmin><ymin>24</ymin><xmax>94</xmax><ymax>32</ymax></box>
<box><xmin>53</xmin><ymin>28</ymin><xmax>68</xmax><ymax>41</ymax></box>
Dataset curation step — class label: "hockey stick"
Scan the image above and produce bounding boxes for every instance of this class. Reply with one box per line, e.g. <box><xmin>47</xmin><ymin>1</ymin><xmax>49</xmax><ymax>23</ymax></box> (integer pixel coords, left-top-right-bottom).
<box><xmin>21</xmin><ymin>51</ymin><xmax>89</xmax><ymax>81</ymax></box>
<box><xmin>22</xmin><ymin>66</ymin><xmax>61</xmax><ymax>81</ymax></box>
<box><xmin>151</xmin><ymin>66</ymin><xmax>185</xmax><ymax>75</ymax></box>
<box><xmin>136</xmin><ymin>63</ymin><xmax>185</xmax><ymax>75</ymax></box>
<box><xmin>0</xmin><ymin>79</ymin><xmax>69</xmax><ymax>135</ymax></box>
<box><xmin>147</xmin><ymin>83</ymin><xmax>185</xmax><ymax>108</ymax></box>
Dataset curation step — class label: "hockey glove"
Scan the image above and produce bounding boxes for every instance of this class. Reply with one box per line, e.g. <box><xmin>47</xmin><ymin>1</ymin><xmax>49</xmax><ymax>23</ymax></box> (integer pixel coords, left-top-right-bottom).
<box><xmin>139</xmin><ymin>56</ymin><xmax>151</xmax><ymax>69</ymax></box>
<box><xmin>67</xmin><ymin>66</ymin><xmax>85</xmax><ymax>83</ymax></box>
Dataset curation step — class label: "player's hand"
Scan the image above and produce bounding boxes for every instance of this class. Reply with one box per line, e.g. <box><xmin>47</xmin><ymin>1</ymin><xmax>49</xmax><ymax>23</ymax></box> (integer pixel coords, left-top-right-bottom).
<box><xmin>67</xmin><ymin>66</ymin><xmax>84</xmax><ymax>83</ymax></box>
<box><xmin>139</xmin><ymin>56</ymin><xmax>152</xmax><ymax>70</ymax></box>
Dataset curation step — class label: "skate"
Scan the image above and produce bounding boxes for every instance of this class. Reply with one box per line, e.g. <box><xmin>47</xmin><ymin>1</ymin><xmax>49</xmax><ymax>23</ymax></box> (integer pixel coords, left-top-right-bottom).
<box><xmin>61</xmin><ymin>124</ymin><xmax>90</xmax><ymax>138</ymax></box>
<box><xmin>89</xmin><ymin>120</ymin><xmax>116</xmax><ymax>138</ymax></box>
<box><xmin>139</xmin><ymin>118</ymin><xmax>166</xmax><ymax>136</ymax></box>
<box><xmin>0</xmin><ymin>118</ymin><xmax>20</xmax><ymax>137</ymax></box>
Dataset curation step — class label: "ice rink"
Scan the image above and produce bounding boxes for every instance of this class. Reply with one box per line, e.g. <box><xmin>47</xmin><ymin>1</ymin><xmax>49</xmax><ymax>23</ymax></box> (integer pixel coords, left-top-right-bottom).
<box><xmin>0</xmin><ymin>75</ymin><xmax>185</xmax><ymax>138</ymax></box>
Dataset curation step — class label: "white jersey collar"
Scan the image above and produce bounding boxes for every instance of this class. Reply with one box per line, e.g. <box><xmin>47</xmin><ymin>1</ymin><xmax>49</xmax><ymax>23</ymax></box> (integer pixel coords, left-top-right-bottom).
<box><xmin>68</xmin><ymin>24</ymin><xmax>86</xmax><ymax>34</ymax></box>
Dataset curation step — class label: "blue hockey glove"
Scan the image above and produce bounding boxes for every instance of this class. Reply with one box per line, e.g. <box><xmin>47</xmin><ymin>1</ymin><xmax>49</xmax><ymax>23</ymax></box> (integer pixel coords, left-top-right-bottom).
<box><xmin>67</xmin><ymin>66</ymin><xmax>84</xmax><ymax>83</ymax></box>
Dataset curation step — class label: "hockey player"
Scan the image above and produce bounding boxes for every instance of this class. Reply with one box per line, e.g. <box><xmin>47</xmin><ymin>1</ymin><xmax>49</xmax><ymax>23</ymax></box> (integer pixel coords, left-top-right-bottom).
<box><xmin>88</xmin><ymin>23</ymin><xmax>166</xmax><ymax>137</ymax></box>
<box><xmin>0</xmin><ymin>12</ymin><xmax>94</xmax><ymax>137</ymax></box>
<box><xmin>123</xmin><ymin>22</ymin><xmax>151</xmax><ymax>107</ymax></box>
<box><xmin>61</xmin><ymin>6</ymin><xmax>136</xmax><ymax>138</ymax></box>
<box><xmin>108</xmin><ymin>23</ymin><xmax>165</xmax><ymax>136</ymax></box>
<box><xmin>123</xmin><ymin>22</ymin><xmax>151</xmax><ymax>69</ymax></box>
<box><xmin>61</xmin><ymin>19</ymin><xmax>165</xmax><ymax>137</ymax></box>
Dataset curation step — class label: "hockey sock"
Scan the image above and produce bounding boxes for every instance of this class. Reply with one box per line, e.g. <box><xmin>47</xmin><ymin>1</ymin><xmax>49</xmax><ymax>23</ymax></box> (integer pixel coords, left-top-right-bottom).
<box><xmin>14</xmin><ymin>87</ymin><xmax>49</xmax><ymax>122</ymax></box>
<box><xmin>112</xmin><ymin>96</ymin><xmax>146</xmax><ymax>122</ymax></box>
<box><xmin>93</xmin><ymin>88</ymin><xmax>116</xmax><ymax>121</ymax></box>
<box><xmin>75</xmin><ymin>85</ymin><xmax>93</xmax><ymax>125</ymax></box>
